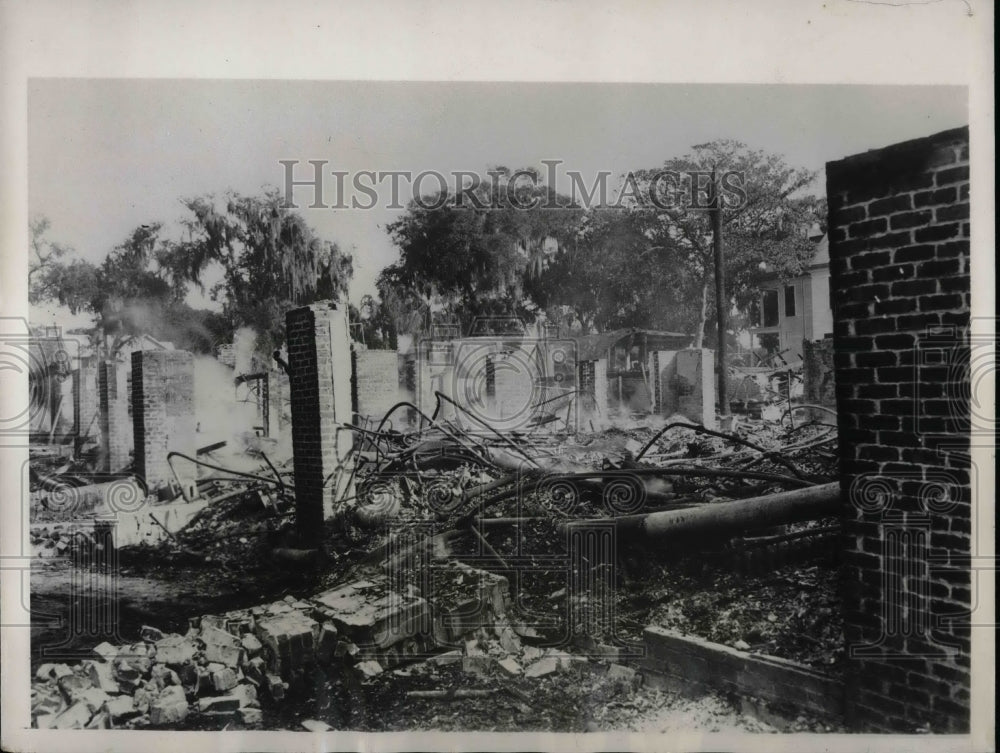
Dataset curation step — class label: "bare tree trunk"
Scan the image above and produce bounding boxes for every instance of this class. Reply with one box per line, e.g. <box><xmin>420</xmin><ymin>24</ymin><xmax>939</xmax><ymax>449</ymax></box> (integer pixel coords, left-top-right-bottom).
<box><xmin>693</xmin><ymin>280</ymin><xmax>709</xmax><ymax>349</ymax></box>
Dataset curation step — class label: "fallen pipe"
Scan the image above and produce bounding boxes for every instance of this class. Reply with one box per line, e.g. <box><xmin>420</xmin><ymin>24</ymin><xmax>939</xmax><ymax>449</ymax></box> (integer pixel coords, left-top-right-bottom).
<box><xmin>587</xmin><ymin>481</ymin><xmax>839</xmax><ymax>540</ymax></box>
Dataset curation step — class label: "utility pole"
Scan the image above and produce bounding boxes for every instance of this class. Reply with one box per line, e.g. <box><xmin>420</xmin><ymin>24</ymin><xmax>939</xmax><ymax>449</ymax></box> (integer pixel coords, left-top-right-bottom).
<box><xmin>711</xmin><ymin>168</ymin><xmax>729</xmax><ymax>416</ymax></box>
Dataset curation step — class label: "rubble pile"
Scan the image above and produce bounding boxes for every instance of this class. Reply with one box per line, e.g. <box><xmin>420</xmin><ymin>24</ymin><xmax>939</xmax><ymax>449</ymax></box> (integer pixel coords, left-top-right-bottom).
<box><xmin>30</xmin><ymin>522</ymin><xmax>112</xmax><ymax>560</ymax></box>
<box><xmin>31</xmin><ymin>558</ymin><xmax>546</xmax><ymax>730</ymax></box>
<box><xmin>31</xmin><ymin>383</ymin><xmax>845</xmax><ymax>731</ymax></box>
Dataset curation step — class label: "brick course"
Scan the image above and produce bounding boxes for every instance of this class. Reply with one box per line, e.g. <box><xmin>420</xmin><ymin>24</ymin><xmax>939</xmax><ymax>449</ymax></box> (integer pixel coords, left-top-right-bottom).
<box><xmin>286</xmin><ymin>301</ymin><xmax>354</xmax><ymax>545</ymax></box>
<box><xmin>826</xmin><ymin>126</ymin><xmax>970</xmax><ymax>733</ymax></box>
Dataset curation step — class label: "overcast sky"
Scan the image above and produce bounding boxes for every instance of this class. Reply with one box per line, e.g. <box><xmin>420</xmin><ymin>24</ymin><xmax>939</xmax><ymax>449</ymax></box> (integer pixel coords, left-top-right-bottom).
<box><xmin>28</xmin><ymin>80</ymin><xmax>966</xmax><ymax>325</ymax></box>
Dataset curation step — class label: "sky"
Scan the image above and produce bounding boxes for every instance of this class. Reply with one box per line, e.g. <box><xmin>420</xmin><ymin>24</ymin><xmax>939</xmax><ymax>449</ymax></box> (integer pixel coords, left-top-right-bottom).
<box><xmin>28</xmin><ymin>80</ymin><xmax>967</xmax><ymax>327</ymax></box>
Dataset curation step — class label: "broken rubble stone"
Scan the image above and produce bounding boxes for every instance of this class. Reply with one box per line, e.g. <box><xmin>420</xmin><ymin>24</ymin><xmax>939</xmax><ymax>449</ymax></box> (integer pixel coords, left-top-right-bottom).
<box><xmin>31</xmin><ymin>686</ymin><xmax>64</xmax><ymax>718</ymax></box>
<box><xmin>34</xmin><ymin>664</ymin><xmax>56</xmax><ymax>682</ymax></box>
<box><xmin>79</xmin><ymin>687</ymin><xmax>110</xmax><ymax>712</ymax></box>
<box><xmin>428</xmin><ymin>650</ymin><xmax>462</xmax><ymax>666</ymax></box>
<box><xmin>111</xmin><ymin>660</ymin><xmax>143</xmax><ymax>688</ymax></box>
<box><xmin>605</xmin><ymin>663</ymin><xmax>638</xmax><ymax>685</ymax></box>
<box><xmin>200</xmin><ymin>625</ymin><xmax>238</xmax><ymax>647</ymax></box>
<box><xmin>51</xmin><ymin>663</ymin><xmax>74</xmax><ymax>680</ymax></box>
<box><xmin>244</xmin><ymin>657</ymin><xmax>266</xmax><ymax>686</ymax></box>
<box><xmin>230</xmin><ymin>683</ymin><xmax>259</xmax><ymax>709</ymax></box>
<box><xmin>140</xmin><ymin>625</ymin><xmax>165</xmax><ymax>642</ymax></box>
<box><xmin>548</xmin><ymin>649</ymin><xmax>588</xmax><ymax>671</ymax></box>
<box><xmin>497</xmin><ymin>657</ymin><xmax>523</xmax><ymax>676</ymax></box>
<box><xmin>523</xmin><ymin>657</ymin><xmax>559</xmax><ymax>678</ymax></box>
<box><xmin>131</xmin><ymin>686</ymin><xmax>154</xmax><ymax>714</ymax></box>
<box><xmin>86</xmin><ymin>660</ymin><xmax>121</xmax><ymax>694</ymax></box>
<box><xmin>105</xmin><ymin>695</ymin><xmax>140</xmax><ymax>722</ymax></box>
<box><xmin>255</xmin><ymin>611</ymin><xmax>318</xmax><ymax>675</ymax></box>
<box><xmin>150</xmin><ymin>664</ymin><xmax>182</xmax><ymax>689</ymax></box>
<box><xmin>204</xmin><ymin>642</ymin><xmax>242</xmax><ymax>668</ymax></box>
<box><xmin>240</xmin><ymin>633</ymin><xmax>263</xmax><ymax>657</ymax></box>
<box><xmin>197</xmin><ymin>695</ymin><xmax>241</xmax><ymax>713</ymax></box>
<box><xmin>333</xmin><ymin>639</ymin><xmax>360</xmax><ymax>660</ymax></box>
<box><xmin>149</xmin><ymin>685</ymin><xmax>189</xmax><ymax>726</ymax></box>
<box><xmin>35</xmin><ymin>714</ymin><xmax>58</xmax><ymax>730</ymax></box>
<box><xmin>522</xmin><ymin>646</ymin><xmax>544</xmax><ymax>663</ymax></box>
<box><xmin>154</xmin><ymin>636</ymin><xmax>197</xmax><ymax>666</ymax></box>
<box><xmin>302</xmin><ymin>718</ymin><xmax>332</xmax><ymax>732</ymax></box>
<box><xmin>238</xmin><ymin>707</ymin><xmax>263</xmax><ymax>726</ymax></box>
<box><xmin>175</xmin><ymin>662</ymin><xmax>198</xmax><ymax>689</ymax></box>
<box><xmin>496</xmin><ymin>626</ymin><xmax>521</xmax><ymax>654</ymax></box>
<box><xmin>86</xmin><ymin>711</ymin><xmax>110</xmax><ymax>729</ymax></box>
<box><xmin>461</xmin><ymin>656</ymin><xmax>492</xmax><ymax>676</ymax></box>
<box><xmin>312</xmin><ymin>581</ymin><xmax>429</xmax><ymax>650</ymax></box>
<box><xmin>315</xmin><ymin>622</ymin><xmax>338</xmax><ymax>663</ymax></box>
<box><xmin>52</xmin><ymin>700</ymin><xmax>94</xmax><ymax>729</ymax></box>
<box><xmin>354</xmin><ymin>660</ymin><xmax>384</xmax><ymax>679</ymax></box>
<box><xmin>264</xmin><ymin>673</ymin><xmax>286</xmax><ymax>702</ymax></box>
<box><xmin>57</xmin><ymin>673</ymin><xmax>93</xmax><ymax>703</ymax></box>
<box><xmin>211</xmin><ymin>667</ymin><xmax>238</xmax><ymax>693</ymax></box>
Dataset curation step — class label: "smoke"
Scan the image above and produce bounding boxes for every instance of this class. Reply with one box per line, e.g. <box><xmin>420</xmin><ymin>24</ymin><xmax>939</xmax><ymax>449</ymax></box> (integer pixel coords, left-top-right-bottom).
<box><xmin>192</xmin><ymin>326</ymin><xmax>264</xmax><ymax>464</ymax></box>
<box><xmin>232</xmin><ymin>327</ymin><xmax>257</xmax><ymax>375</ymax></box>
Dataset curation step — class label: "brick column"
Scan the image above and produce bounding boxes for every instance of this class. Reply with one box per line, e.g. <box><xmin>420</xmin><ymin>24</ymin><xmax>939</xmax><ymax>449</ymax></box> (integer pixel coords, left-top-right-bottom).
<box><xmin>98</xmin><ymin>360</ymin><xmax>132</xmax><ymax>472</ymax></box>
<box><xmin>73</xmin><ymin>356</ymin><xmax>100</xmax><ymax>447</ymax></box>
<box><xmin>132</xmin><ymin>350</ymin><xmax>195</xmax><ymax>489</ymax></box>
<box><xmin>827</xmin><ymin>126</ymin><xmax>970</xmax><ymax>733</ymax></box>
<box><xmin>286</xmin><ymin>301</ymin><xmax>354</xmax><ymax>545</ymax></box>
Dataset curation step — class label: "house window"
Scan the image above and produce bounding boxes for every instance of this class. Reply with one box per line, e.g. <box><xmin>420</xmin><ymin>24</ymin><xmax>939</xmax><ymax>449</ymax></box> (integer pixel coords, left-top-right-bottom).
<box><xmin>784</xmin><ymin>285</ymin><xmax>796</xmax><ymax>317</ymax></box>
<box><xmin>762</xmin><ymin>289</ymin><xmax>779</xmax><ymax>327</ymax></box>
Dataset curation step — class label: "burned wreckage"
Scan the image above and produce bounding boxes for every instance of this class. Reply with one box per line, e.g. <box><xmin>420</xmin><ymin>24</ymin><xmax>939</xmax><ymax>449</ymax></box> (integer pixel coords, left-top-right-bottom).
<box><xmin>26</xmin><ymin>124</ymin><xmax>977</xmax><ymax>738</ymax></box>
<box><xmin>29</xmin><ymin>300</ymin><xmax>845</xmax><ymax>733</ymax></box>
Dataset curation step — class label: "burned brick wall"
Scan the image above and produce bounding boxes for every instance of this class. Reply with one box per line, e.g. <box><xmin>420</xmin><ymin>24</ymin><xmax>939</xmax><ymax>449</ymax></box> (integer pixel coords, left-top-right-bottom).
<box><xmin>802</xmin><ymin>337</ymin><xmax>836</xmax><ymax>414</ymax></box>
<box><xmin>132</xmin><ymin>350</ymin><xmax>195</xmax><ymax>490</ymax></box>
<box><xmin>355</xmin><ymin>349</ymin><xmax>400</xmax><ymax>425</ymax></box>
<box><xmin>826</xmin><ymin>126</ymin><xmax>971</xmax><ymax>733</ymax></box>
<box><xmin>98</xmin><ymin>360</ymin><xmax>132</xmax><ymax>472</ymax></box>
<box><xmin>73</xmin><ymin>356</ymin><xmax>99</xmax><ymax>446</ymax></box>
<box><xmin>286</xmin><ymin>302</ymin><xmax>353</xmax><ymax>545</ymax></box>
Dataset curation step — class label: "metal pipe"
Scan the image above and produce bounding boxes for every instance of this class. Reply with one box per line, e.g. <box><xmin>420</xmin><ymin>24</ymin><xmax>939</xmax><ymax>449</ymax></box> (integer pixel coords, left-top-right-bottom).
<box><xmin>615</xmin><ymin>481</ymin><xmax>839</xmax><ymax>540</ymax></box>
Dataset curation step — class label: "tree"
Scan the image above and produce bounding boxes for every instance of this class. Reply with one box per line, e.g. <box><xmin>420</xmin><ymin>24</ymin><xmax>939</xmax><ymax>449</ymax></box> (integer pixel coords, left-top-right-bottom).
<box><xmin>349</xmin><ymin>295</ymin><xmax>396</xmax><ymax>350</ymax></box>
<box><xmin>379</xmin><ymin>168</ymin><xmax>582</xmax><ymax>334</ymax></box>
<box><xmin>29</xmin><ymin>217</ymin><xmax>99</xmax><ymax>310</ymax></box>
<box><xmin>30</xmin><ymin>191</ymin><xmax>352</xmax><ymax>358</ymax></box>
<box><xmin>529</xmin><ymin>208</ymin><xmax>702</xmax><ymax>335</ymax></box>
<box><xmin>632</xmin><ymin>140</ymin><xmax>824</xmax><ymax>347</ymax></box>
<box><xmin>174</xmin><ymin>190</ymin><xmax>354</xmax><ymax>354</ymax></box>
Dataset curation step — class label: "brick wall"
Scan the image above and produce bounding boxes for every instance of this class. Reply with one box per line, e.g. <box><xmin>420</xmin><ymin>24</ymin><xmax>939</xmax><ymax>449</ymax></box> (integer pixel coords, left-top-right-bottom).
<box><xmin>73</xmin><ymin>357</ymin><xmax>99</xmax><ymax>444</ymax></box>
<box><xmin>826</xmin><ymin>126</ymin><xmax>971</xmax><ymax>733</ymax></box>
<box><xmin>286</xmin><ymin>301</ymin><xmax>353</xmax><ymax>545</ymax></box>
<box><xmin>651</xmin><ymin>349</ymin><xmax>716</xmax><ymax>428</ymax></box>
<box><xmin>802</xmin><ymin>337</ymin><xmax>836</xmax><ymax>415</ymax></box>
<box><xmin>355</xmin><ymin>350</ymin><xmax>400</xmax><ymax>425</ymax></box>
<box><xmin>132</xmin><ymin>350</ymin><xmax>195</xmax><ymax>489</ymax></box>
<box><xmin>98</xmin><ymin>360</ymin><xmax>132</xmax><ymax>472</ymax></box>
